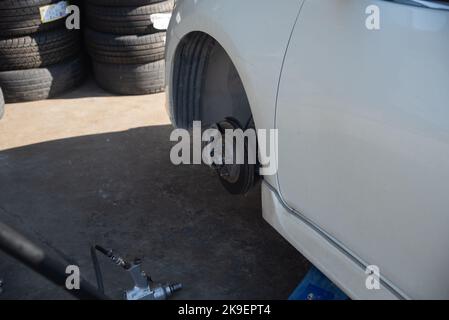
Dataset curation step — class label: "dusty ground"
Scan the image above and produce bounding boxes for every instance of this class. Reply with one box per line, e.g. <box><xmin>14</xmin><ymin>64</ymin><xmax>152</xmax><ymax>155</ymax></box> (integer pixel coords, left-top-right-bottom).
<box><xmin>0</xmin><ymin>79</ymin><xmax>309</xmax><ymax>300</ymax></box>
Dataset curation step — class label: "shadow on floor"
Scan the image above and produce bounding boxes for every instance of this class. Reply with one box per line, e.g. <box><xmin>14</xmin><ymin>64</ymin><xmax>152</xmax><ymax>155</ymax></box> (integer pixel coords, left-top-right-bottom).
<box><xmin>52</xmin><ymin>76</ymin><xmax>113</xmax><ymax>100</ymax></box>
<box><xmin>0</xmin><ymin>125</ymin><xmax>309</xmax><ymax>300</ymax></box>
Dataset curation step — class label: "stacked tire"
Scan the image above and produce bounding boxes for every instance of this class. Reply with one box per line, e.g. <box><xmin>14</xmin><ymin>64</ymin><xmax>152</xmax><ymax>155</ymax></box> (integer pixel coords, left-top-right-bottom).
<box><xmin>85</xmin><ymin>0</ymin><xmax>173</xmax><ymax>95</ymax></box>
<box><xmin>0</xmin><ymin>0</ymin><xmax>85</xmax><ymax>103</ymax></box>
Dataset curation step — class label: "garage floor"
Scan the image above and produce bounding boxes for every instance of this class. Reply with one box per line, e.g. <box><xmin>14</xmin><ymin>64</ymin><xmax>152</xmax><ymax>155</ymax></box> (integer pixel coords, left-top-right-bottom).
<box><xmin>0</xmin><ymin>79</ymin><xmax>309</xmax><ymax>300</ymax></box>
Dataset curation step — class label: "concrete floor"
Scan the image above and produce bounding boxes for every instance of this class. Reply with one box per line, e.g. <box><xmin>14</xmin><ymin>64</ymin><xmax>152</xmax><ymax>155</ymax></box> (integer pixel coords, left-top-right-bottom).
<box><xmin>0</xmin><ymin>79</ymin><xmax>309</xmax><ymax>300</ymax></box>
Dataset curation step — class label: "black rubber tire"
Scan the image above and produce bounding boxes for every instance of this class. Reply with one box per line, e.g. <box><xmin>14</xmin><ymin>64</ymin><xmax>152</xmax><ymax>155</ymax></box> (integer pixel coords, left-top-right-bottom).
<box><xmin>0</xmin><ymin>0</ymin><xmax>68</xmax><ymax>37</ymax></box>
<box><xmin>0</xmin><ymin>87</ymin><xmax>4</xmax><ymax>119</ymax></box>
<box><xmin>87</xmin><ymin>0</ymin><xmax>164</xmax><ymax>6</ymax></box>
<box><xmin>0</xmin><ymin>29</ymin><xmax>80</xmax><ymax>71</ymax></box>
<box><xmin>85</xmin><ymin>28</ymin><xmax>165</xmax><ymax>65</ymax></box>
<box><xmin>173</xmin><ymin>33</ymin><xmax>217</xmax><ymax>128</ymax></box>
<box><xmin>86</xmin><ymin>0</ymin><xmax>174</xmax><ymax>35</ymax></box>
<box><xmin>0</xmin><ymin>0</ymin><xmax>57</xmax><ymax>9</ymax></box>
<box><xmin>93</xmin><ymin>60</ymin><xmax>165</xmax><ymax>95</ymax></box>
<box><xmin>0</xmin><ymin>56</ymin><xmax>86</xmax><ymax>103</ymax></box>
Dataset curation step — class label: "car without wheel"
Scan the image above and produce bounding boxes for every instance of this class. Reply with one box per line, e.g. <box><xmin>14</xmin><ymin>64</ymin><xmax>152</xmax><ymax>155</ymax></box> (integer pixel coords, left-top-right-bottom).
<box><xmin>165</xmin><ymin>0</ymin><xmax>449</xmax><ymax>299</ymax></box>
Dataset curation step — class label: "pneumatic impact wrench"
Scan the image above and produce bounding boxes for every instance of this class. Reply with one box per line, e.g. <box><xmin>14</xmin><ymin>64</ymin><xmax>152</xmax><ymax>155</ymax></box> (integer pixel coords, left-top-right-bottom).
<box><xmin>93</xmin><ymin>245</ymin><xmax>182</xmax><ymax>300</ymax></box>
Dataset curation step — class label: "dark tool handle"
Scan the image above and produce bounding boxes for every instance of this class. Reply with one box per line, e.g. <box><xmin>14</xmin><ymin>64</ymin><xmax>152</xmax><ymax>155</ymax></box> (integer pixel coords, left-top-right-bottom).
<box><xmin>0</xmin><ymin>221</ymin><xmax>109</xmax><ymax>300</ymax></box>
<box><xmin>94</xmin><ymin>245</ymin><xmax>111</xmax><ymax>257</ymax></box>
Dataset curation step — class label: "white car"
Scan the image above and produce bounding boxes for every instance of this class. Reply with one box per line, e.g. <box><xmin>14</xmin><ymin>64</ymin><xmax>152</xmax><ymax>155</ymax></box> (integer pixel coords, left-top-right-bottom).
<box><xmin>165</xmin><ymin>0</ymin><xmax>449</xmax><ymax>300</ymax></box>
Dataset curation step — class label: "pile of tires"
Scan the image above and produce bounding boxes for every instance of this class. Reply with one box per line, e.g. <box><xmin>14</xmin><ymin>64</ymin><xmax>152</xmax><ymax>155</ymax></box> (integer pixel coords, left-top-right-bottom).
<box><xmin>0</xmin><ymin>0</ymin><xmax>85</xmax><ymax>103</ymax></box>
<box><xmin>85</xmin><ymin>0</ymin><xmax>173</xmax><ymax>95</ymax></box>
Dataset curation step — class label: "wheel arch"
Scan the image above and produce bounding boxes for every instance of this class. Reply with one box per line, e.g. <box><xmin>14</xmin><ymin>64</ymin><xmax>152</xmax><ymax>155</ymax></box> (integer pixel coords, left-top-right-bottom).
<box><xmin>169</xmin><ymin>31</ymin><xmax>255</xmax><ymax>130</ymax></box>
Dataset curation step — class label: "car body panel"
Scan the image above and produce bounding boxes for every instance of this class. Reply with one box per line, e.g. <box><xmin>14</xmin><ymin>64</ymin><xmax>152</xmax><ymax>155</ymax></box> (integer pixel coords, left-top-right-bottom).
<box><xmin>166</xmin><ymin>0</ymin><xmax>449</xmax><ymax>299</ymax></box>
<box><xmin>262</xmin><ymin>182</ymin><xmax>402</xmax><ymax>299</ymax></box>
<box><xmin>276</xmin><ymin>0</ymin><xmax>449</xmax><ymax>299</ymax></box>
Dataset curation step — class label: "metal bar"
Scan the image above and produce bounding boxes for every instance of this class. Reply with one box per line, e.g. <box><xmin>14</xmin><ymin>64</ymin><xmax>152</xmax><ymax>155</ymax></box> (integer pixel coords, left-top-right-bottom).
<box><xmin>0</xmin><ymin>221</ymin><xmax>109</xmax><ymax>300</ymax></box>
